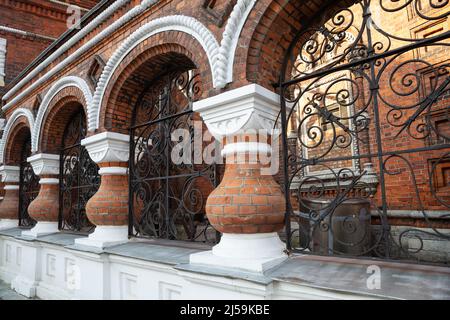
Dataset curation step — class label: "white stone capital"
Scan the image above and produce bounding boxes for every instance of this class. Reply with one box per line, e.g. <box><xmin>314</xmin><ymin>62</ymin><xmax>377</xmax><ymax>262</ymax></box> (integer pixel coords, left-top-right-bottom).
<box><xmin>193</xmin><ymin>84</ymin><xmax>283</xmax><ymax>140</ymax></box>
<box><xmin>0</xmin><ymin>165</ymin><xmax>20</xmax><ymax>183</ymax></box>
<box><xmin>27</xmin><ymin>153</ymin><xmax>60</xmax><ymax>176</ymax></box>
<box><xmin>81</xmin><ymin>132</ymin><xmax>130</xmax><ymax>164</ymax></box>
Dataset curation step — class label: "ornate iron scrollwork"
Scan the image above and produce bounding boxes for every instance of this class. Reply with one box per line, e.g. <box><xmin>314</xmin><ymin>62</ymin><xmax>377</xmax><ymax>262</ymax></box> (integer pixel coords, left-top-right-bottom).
<box><xmin>129</xmin><ymin>70</ymin><xmax>219</xmax><ymax>243</ymax></box>
<box><xmin>59</xmin><ymin>110</ymin><xmax>100</xmax><ymax>232</ymax></box>
<box><xmin>18</xmin><ymin>137</ymin><xmax>39</xmax><ymax>227</ymax></box>
<box><xmin>279</xmin><ymin>0</ymin><xmax>450</xmax><ymax>264</ymax></box>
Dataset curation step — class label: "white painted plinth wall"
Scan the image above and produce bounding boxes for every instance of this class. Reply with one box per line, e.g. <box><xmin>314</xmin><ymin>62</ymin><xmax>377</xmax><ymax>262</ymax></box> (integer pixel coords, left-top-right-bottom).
<box><xmin>0</xmin><ymin>234</ymin><xmax>375</xmax><ymax>300</ymax></box>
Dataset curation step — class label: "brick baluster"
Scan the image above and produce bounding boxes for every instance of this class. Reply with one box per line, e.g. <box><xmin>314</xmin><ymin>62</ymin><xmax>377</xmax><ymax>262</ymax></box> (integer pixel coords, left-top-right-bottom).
<box><xmin>0</xmin><ymin>166</ymin><xmax>20</xmax><ymax>230</ymax></box>
<box><xmin>22</xmin><ymin>154</ymin><xmax>60</xmax><ymax>237</ymax></box>
<box><xmin>190</xmin><ymin>84</ymin><xmax>289</xmax><ymax>273</ymax></box>
<box><xmin>74</xmin><ymin>132</ymin><xmax>130</xmax><ymax>248</ymax></box>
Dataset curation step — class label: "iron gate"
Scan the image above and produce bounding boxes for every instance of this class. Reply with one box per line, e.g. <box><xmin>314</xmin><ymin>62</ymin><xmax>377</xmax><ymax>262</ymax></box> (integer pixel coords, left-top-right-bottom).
<box><xmin>59</xmin><ymin>110</ymin><xmax>100</xmax><ymax>232</ymax></box>
<box><xmin>129</xmin><ymin>70</ymin><xmax>219</xmax><ymax>243</ymax></box>
<box><xmin>279</xmin><ymin>0</ymin><xmax>450</xmax><ymax>264</ymax></box>
<box><xmin>18</xmin><ymin>136</ymin><xmax>39</xmax><ymax>227</ymax></box>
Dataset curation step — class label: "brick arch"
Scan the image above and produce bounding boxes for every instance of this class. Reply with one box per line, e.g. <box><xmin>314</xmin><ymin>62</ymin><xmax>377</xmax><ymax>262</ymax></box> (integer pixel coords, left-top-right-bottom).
<box><xmin>4</xmin><ymin>119</ymin><xmax>32</xmax><ymax>166</ymax></box>
<box><xmin>97</xmin><ymin>33</ymin><xmax>212</xmax><ymax>134</ymax></box>
<box><xmin>32</xmin><ymin>76</ymin><xmax>92</xmax><ymax>153</ymax></box>
<box><xmin>237</xmin><ymin>0</ymin><xmax>356</xmax><ymax>91</ymax></box>
<box><xmin>38</xmin><ymin>87</ymin><xmax>89</xmax><ymax>154</ymax></box>
<box><xmin>0</xmin><ymin>108</ymin><xmax>34</xmax><ymax>165</ymax></box>
<box><xmin>91</xmin><ymin>17</ymin><xmax>220</xmax><ymax>132</ymax></box>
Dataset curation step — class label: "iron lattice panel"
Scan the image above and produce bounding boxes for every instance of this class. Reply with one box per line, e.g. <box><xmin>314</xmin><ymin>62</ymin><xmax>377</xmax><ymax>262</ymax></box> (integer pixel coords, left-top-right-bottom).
<box><xmin>278</xmin><ymin>0</ymin><xmax>450</xmax><ymax>265</ymax></box>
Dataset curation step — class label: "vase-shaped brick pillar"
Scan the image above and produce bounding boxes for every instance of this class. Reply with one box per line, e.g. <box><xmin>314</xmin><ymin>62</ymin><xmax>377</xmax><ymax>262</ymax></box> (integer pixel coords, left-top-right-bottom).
<box><xmin>0</xmin><ymin>166</ymin><xmax>20</xmax><ymax>230</ymax></box>
<box><xmin>22</xmin><ymin>154</ymin><xmax>60</xmax><ymax>237</ymax></box>
<box><xmin>190</xmin><ymin>84</ymin><xmax>288</xmax><ymax>273</ymax></box>
<box><xmin>74</xmin><ymin>132</ymin><xmax>130</xmax><ymax>248</ymax></box>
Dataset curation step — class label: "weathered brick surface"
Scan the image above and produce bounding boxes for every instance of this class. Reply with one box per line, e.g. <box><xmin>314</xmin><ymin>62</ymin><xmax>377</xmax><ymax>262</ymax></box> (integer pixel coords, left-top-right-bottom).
<box><xmin>0</xmin><ymin>0</ymin><xmax>448</xmax><ymax>232</ymax></box>
<box><xmin>27</xmin><ymin>182</ymin><xmax>59</xmax><ymax>222</ymax></box>
<box><xmin>85</xmin><ymin>162</ymin><xmax>128</xmax><ymax>226</ymax></box>
<box><xmin>206</xmin><ymin>157</ymin><xmax>285</xmax><ymax>234</ymax></box>
<box><xmin>0</xmin><ymin>188</ymin><xmax>19</xmax><ymax>220</ymax></box>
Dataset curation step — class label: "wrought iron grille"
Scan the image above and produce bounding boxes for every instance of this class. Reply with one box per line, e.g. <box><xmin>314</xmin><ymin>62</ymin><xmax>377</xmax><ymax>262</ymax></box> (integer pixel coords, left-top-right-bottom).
<box><xmin>18</xmin><ymin>137</ymin><xmax>39</xmax><ymax>227</ymax></box>
<box><xmin>129</xmin><ymin>70</ymin><xmax>219</xmax><ymax>243</ymax></box>
<box><xmin>278</xmin><ymin>0</ymin><xmax>450</xmax><ymax>265</ymax></box>
<box><xmin>59</xmin><ymin>110</ymin><xmax>100</xmax><ymax>232</ymax></box>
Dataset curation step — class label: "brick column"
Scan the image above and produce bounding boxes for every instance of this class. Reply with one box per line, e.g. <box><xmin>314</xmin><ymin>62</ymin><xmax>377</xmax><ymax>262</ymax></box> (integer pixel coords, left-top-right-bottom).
<box><xmin>0</xmin><ymin>166</ymin><xmax>20</xmax><ymax>230</ymax></box>
<box><xmin>190</xmin><ymin>84</ymin><xmax>288</xmax><ymax>273</ymax></box>
<box><xmin>22</xmin><ymin>154</ymin><xmax>60</xmax><ymax>237</ymax></box>
<box><xmin>74</xmin><ymin>132</ymin><xmax>130</xmax><ymax>248</ymax></box>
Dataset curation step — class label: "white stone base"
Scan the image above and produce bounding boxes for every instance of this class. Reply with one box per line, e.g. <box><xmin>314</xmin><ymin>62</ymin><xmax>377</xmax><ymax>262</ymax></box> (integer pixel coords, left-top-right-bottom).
<box><xmin>190</xmin><ymin>233</ymin><xmax>288</xmax><ymax>273</ymax></box>
<box><xmin>21</xmin><ymin>221</ymin><xmax>59</xmax><ymax>238</ymax></box>
<box><xmin>0</xmin><ymin>219</ymin><xmax>19</xmax><ymax>230</ymax></box>
<box><xmin>11</xmin><ymin>275</ymin><xmax>38</xmax><ymax>298</ymax></box>
<box><xmin>75</xmin><ymin>225</ymin><xmax>128</xmax><ymax>249</ymax></box>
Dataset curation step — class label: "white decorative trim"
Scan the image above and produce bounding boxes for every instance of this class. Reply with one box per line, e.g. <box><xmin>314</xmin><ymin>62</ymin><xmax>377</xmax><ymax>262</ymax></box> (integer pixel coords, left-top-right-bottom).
<box><xmin>31</xmin><ymin>76</ymin><xmax>92</xmax><ymax>152</ymax></box>
<box><xmin>0</xmin><ymin>25</ymin><xmax>57</xmax><ymax>42</ymax></box>
<box><xmin>2</xmin><ymin>0</ymin><xmax>135</xmax><ymax>110</ymax></box>
<box><xmin>0</xmin><ymin>109</ymin><xmax>34</xmax><ymax>164</ymax></box>
<box><xmin>216</xmin><ymin>0</ymin><xmax>256</xmax><ymax>88</ymax></box>
<box><xmin>98</xmin><ymin>167</ymin><xmax>128</xmax><ymax>176</ymax></box>
<box><xmin>90</xmin><ymin>15</ymin><xmax>220</xmax><ymax>131</ymax></box>
<box><xmin>3</xmin><ymin>0</ymin><xmax>258</xmax><ymax>121</ymax></box>
<box><xmin>0</xmin><ymin>38</ymin><xmax>6</xmax><ymax>87</ymax></box>
<box><xmin>39</xmin><ymin>178</ymin><xmax>59</xmax><ymax>185</ymax></box>
<box><xmin>4</xmin><ymin>185</ymin><xmax>20</xmax><ymax>190</ymax></box>
<box><xmin>193</xmin><ymin>84</ymin><xmax>282</xmax><ymax>139</ymax></box>
<box><xmin>221</xmin><ymin>142</ymin><xmax>272</xmax><ymax>157</ymax></box>
<box><xmin>27</xmin><ymin>153</ymin><xmax>60</xmax><ymax>176</ymax></box>
<box><xmin>81</xmin><ymin>132</ymin><xmax>130</xmax><ymax>164</ymax></box>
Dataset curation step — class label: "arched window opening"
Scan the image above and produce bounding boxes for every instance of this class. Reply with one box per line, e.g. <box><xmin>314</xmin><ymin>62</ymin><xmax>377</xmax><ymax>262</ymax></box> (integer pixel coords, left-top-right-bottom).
<box><xmin>18</xmin><ymin>136</ymin><xmax>39</xmax><ymax>227</ymax></box>
<box><xmin>129</xmin><ymin>68</ymin><xmax>219</xmax><ymax>243</ymax></box>
<box><xmin>59</xmin><ymin>109</ymin><xmax>100</xmax><ymax>232</ymax></box>
<box><xmin>279</xmin><ymin>0</ymin><xmax>450</xmax><ymax>264</ymax></box>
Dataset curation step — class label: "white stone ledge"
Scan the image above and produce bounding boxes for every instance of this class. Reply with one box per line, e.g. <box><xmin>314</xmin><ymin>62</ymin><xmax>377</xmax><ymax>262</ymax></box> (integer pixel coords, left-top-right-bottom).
<box><xmin>0</xmin><ymin>232</ymin><xmax>448</xmax><ymax>300</ymax></box>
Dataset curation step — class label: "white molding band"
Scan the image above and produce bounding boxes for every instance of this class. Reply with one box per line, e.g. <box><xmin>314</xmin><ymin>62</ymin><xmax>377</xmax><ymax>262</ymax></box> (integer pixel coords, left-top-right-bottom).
<box><xmin>216</xmin><ymin>0</ymin><xmax>256</xmax><ymax>88</ymax></box>
<box><xmin>1</xmin><ymin>0</ymin><xmax>135</xmax><ymax>110</ymax></box>
<box><xmin>98</xmin><ymin>167</ymin><xmax>128</xmax><ymax>176</ymax></box>
<box><xmin>4</xmin><ymin>185</ymin><xmax>20</xmax><ymax>190</ymax></box>
<box><xmin>0</xmin><ymin>25</ymin><xmax>57</xmax><ymax>42</ymax></box>
<box><xmin>221</xmin><ymin>142</ymin><xmax>272</xmax><ymax>157</ymax></box>
<box><xmin>81</xmin><ymin>131</ymin><xmax>130</xmax><ymax>164</ymax></box>
<box><xmin>2</xmin><ymin>0</ymin><xmax>258</xmax><ymax>117</ymax></box>
<box><xmin>0</xmin><ymin>108</ymin><xmax>35</xmax><ymax>164</ymax></box>
<box><xmin>31</xmin><ymin>76</ymin><xmax>92</xmax><ymax>152</ymax></box>
<box><xmin>0</xmin><ymin>38</ymin><xmax>6</xmax><ymax>86</ymax></box>
<box><xmin>39</xmin><ymin>178</ymin><xmax>59</xmax><ymax>185</ymax></box>
<box><xmin>90</xmin><ymin>14</ymin><xmax>220</xmax><ymax>131</ymax></box>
